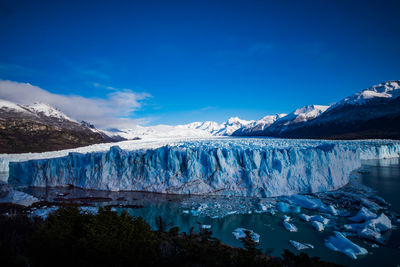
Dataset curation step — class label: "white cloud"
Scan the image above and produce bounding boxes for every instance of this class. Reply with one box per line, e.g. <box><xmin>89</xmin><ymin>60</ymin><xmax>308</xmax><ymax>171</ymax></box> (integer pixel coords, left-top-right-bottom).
<box><xmin>0</xmin><ymin>79</ymin><xmax>151</xmax><ymax>129</ymax></box>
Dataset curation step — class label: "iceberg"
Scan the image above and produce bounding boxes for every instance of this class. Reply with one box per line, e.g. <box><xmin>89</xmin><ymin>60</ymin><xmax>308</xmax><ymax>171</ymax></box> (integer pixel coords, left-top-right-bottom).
<box><xmin>349</xmin><ymin>207</ymin><xmax>377</xmax><ymax>222</ymax></box>
<box><xmin>276</xmin><ymin>202</ymin><xmax>301</xmax><ymax>213</ymax></box>
<box><xmin>283</xmin><ymin>221</ymin><xmax>298</xmax><ymax>232</ymax></box>
<box><xmin>30</xmin><ymin>207</ymin><xmax>58</xmax><ymax>219</ymax></box>
<box><xmin>289</xmin><ymin>240</ymin><xmax>314</xmax><ymax>250</ymax></box>
<box><xmin>282</xmin><ymin>216</ymin><xmax>298</xmax><ymax>232</ymax></box>
<box><xmin>299</xmin><ymin>214</ymin><xmax>329</xmax><ymax>225</ymax></box>
<box><xmin>312</xmin><ymin>221</ymin><xmax>324</xmax><ymax>232</ymax></box>
<box><xmin>344</xmin><ymin>213</ymin><xmax>392</xmax><ymax>243</ymax></box>
<box><xmin>324</xmin><ymin>231</ymin><xmax>368</xmax><ymax>259</ymax></box>
<box><xmin>232</xmin><ymin>228</ymin><xmax>260</xmax><ymax>243</ymax></box>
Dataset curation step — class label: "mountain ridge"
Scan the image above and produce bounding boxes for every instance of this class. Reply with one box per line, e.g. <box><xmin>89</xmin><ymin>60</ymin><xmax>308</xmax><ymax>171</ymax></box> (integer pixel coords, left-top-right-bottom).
<box><xmin>0</xmin><ymin>99</ymin><xmax>121</xmax><ymax>153</ymax></box>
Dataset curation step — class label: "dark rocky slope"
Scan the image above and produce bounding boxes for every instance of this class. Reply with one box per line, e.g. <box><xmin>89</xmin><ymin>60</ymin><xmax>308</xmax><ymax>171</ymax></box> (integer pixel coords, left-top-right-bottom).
<box><xmin>0</xmin><ymin>101</ymin><xmax>122</xmax><ymax>153</ymax></box>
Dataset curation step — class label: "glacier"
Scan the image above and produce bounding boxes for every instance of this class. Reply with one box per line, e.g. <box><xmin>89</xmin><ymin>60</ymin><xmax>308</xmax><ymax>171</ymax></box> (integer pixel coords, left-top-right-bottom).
<box><xmin>4</xmin><ymin>138</ymin><xmax>400</xmax><ymax>197</ymax></box>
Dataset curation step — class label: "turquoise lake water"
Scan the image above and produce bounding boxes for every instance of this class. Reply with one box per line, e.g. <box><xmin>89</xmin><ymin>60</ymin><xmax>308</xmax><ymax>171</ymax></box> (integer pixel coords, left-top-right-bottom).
<box><xmin>24</xmin><ymin>158</ymin><xmax>400</xmax><ymax>266</ymax></box>
<box><xmin>112</xmin><ymin>159</ymin><xmax>400</xmax><ymax>267</ymax></box>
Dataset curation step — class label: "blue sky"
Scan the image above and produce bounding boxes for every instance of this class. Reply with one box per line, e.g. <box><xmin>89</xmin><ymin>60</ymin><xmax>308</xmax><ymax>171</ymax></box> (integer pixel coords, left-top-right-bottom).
<box><xmin>0</xmin><ymin>0</ymin><xmax>399</xmax><ymax>127</ymax></box>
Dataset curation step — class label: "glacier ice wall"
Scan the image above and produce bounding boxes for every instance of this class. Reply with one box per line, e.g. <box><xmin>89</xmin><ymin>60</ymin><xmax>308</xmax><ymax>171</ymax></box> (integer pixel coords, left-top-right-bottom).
<box><xmin>5</xmin><ymin>138</ymin><xmax>400</xmax><ymax>197</ymax></box>
<box><xmin>8</xmin><ymin>143</ymin><xmax>357</xmax><ymax>197</ymax></box>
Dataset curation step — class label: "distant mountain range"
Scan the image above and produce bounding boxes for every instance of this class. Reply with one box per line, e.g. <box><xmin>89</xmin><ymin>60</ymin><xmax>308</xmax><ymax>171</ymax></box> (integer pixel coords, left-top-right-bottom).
<box><xmin>110</xmin><ymin>80</ymin><xmax>400</xmax><ymax>140</ymax></box>
<box><xmin>0</xmin><ymin>80</ymin><xmax>399</xmax><ymax>153</ymax></box>
<box><xmin>233</xmin><ymin>81</ymin><xmax>400</xmax><ymax>139</ymax></box>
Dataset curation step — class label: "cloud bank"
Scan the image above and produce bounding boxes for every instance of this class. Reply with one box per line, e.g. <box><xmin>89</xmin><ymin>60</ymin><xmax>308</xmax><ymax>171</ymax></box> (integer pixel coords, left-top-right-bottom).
<box><xmin>0</xmin><ymin>79</ymin><xmax>151</xmax><ymax>129</ymax></box>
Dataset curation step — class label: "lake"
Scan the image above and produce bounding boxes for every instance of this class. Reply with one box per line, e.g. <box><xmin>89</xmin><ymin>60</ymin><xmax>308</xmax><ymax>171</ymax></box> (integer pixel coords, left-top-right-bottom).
<box><xmin>25</xmin><ymin>158</ymin><xmax>400</xmax><ymax>266</ymax></box>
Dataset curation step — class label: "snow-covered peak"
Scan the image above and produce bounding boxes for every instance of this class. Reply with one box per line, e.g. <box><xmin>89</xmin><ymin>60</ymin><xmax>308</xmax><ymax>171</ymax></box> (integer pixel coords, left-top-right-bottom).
<box><xmin>278</xmin><ymin>105</ymin><xmax>329</xmax><ymax>126</ymax></box>
<box><xmin>180</xmin><ymin>121</ymin><xmax>224</xmax><ymax>135</ymax></box>
<box><xmin>331</xmin><ymin>81</ymin><xmax>400</xmax><ymax>109</ymax></box>
<box><xmin>216</xmin><ymin>117</ymin><xmax>254</xmax><ymax>135</ymax></box>
<box><xmin>26</xmin><ymin>102</ymin><xmax>75</xmax><ymax>121</ymax></box>
<box><xmin>257</xmin><ymin>114</ymin><xmax>287</xmax><ymax>124</ymax></box>
<box><xmin>226</xmin><ymin>117</ymin><xmax>253</xmax><ymax>126</ymax></box>
<box><xmin>0</xmin><ymin>99</ymin><xmax>28</xmax><ymax>113</ymax></box>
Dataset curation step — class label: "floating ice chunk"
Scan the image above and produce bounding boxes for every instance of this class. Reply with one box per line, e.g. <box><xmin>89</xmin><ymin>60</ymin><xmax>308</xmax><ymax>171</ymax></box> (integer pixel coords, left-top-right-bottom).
<box><xmin>30</xmin><ymin>207</ymin><xmax>58</xmax><ymax>219</ymax></box>
<box><xmin>349</xmin><ymin>207</ymin><xmax>377</xmax><ymax>222</ymax></box>
<box><xmin>299</xmin><ymin>213</ymin><xmax>311</xmax><ymax>221</ymax></box>
<box><xmin>283</xmin><ymin>221</ymin><xmax>298</xmax><ymax>232</ymax></box>
<box><xmin>232</xmin><ymin>228</ymin><xmax>260</xmax><ymax>243</ymax></box>
<box><xmin>312</xmin><ymin>221</ymin><xmax>324</xmax><ymax>232</ymax></box>
<box><xmin>289</xmin><ymin>240</ymin><xmax>314</xmax><ymax>250</ymax></box>
<box><xmin>359</xmin><ymin>227</ymin><xmax>383</xmax><ymax>243</ymax></box>
<box><xmin>201</xmin><ymin>224</ymin><xmax>211</xmax><ymax>229</ymax></box>
<box><xmin>182</xmin><ymin>210</ymin><xmax>189</xmax><ymax>214</ymax></box>
<box><xmin>287</xmin><ymin>194</ymin><xmax>332</xmax><ymax>214</ymax></box>
<box><xmin>277</xmin><ymin>202</ymin><xmax>290</xmax><ymax>212</ymax></box>
<box><xmin>276</xmin><ymin>202</ymin><xmax>300</xmax><ymax>213</ymax></box>
<box><xmin>226</xmin><ymin>211</ymin><xmax>237</xmax><ymax>216</ymax></box>
<box><xmin>344</xmin><ymin>214</ymin><xmax>391</xmax><ymax>244</ymax></box>
<box><xmin>328</xmin><ymin>205</ymin><xmax>338</xmax><ymax>216</ymax></box>
<box><xmin>191</xmin><ymin>210</ymin><xmax>200</xmax><ymax>216</ymax></box>
<box><xmin>257</xmin><ymin>202</ymin><xmax>273</xmax><ymax>211</ymax></box>
<box><xmin>283</xmin><ymin>215</ymin><xmax>291</xmax><ymax>222</ymax></box>
<box><xmin>0</xmin><ymin>190</ymin><xmax>39</xmax><ymax>207</ymax></box>
<box><xmin>290</xmin><ymin>205</ymin><xmax>301</xmax><ymax>213</ymax></box>
<box><xmin>367</xmin><ymin>213</ymin><xmax>392</xmax><ymax>232</ymax></box>
<box><xmin>361</xmin><ymin>198</ymin><xmax>381</xmax><ymax>210</ymax></box>
<box><xmin>299</xmin><ymin>214</ymin><xmax>329</xmax><ymax>225</ymax></box>
<box><xmin>324</xmin><ymin>231</ymin><xmax>368</xmax><ymax>259</ymax></box>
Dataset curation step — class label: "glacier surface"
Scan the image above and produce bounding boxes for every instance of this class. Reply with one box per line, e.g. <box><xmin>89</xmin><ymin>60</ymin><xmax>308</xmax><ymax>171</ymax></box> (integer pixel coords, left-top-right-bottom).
<box><xmin>4</xmin><ymin>138</ymin><xmax>400</xmax><ymax>197</ymax></box>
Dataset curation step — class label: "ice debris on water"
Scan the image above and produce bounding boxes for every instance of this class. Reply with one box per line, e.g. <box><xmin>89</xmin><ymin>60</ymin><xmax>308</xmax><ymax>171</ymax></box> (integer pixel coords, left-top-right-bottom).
<box><xmin>201</xmin><ymin>224</ymin><xmax>211</xmax><ymax>229</ymax></box>
<box><xmin>325</xmin><ymin>231</ymin><xmax>368</xmax><ymax>259</ymax></box>
<box><xmin>282</xmin><ymin>216</ymin><xmax>298</xmax><ymax>232</ymax></box>
<box><xmin>344</xmin><ymin>213</ymin><xmax>392</xmax><ymax>243</ymax></box>
<box><xmin>232</xmin><ymin>228</ymin><xmax>260</xmax><ymax>243</ymax></box>
<box><xmin>299</xmin><ymin>214</ymin><xmax>329</xmax><ymax>225</ymax></box>
<box><xmin>286</xmin><ymin>194</ymin><xmax>336</xmax><ymax>215</ymax></box>
<box><xmin>349</xmin><ymin>206</ymin><xmax>377</xmax><ymax>222</ymax></box>
<box><xmin>312</xmin><ymin>221</ymin><xmax>324</xmax><ymax>232</ymax></box>
<box><xmin>289</xmin><ymin>240</ymin><xmax>314</xmax><ymax>250</ymax></box>
<box><xmin>30</xmin><ymin>207</ymin><xmax>58</xmax><ymax>219</ymax></box>
<box><xmin>276</xmin><ymin>202</ymin><xmax>301</xmax><ymax>213</ymax></box>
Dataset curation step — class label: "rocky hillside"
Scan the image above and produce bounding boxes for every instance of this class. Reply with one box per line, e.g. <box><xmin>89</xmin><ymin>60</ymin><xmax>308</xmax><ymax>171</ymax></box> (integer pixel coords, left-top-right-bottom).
<box><xmin>0</xmin><ymin>100</ymin><xmax>122</xmax><ymax>153</ymax></box>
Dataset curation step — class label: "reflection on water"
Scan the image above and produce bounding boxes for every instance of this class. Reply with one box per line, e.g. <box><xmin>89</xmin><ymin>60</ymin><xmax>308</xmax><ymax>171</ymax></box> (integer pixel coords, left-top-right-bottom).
<box><xmin>361</xmin><ymin>158</ymin><xmax>400</xmax><ymax>213</ymax></box>
<box><xmin>24</xmin><ymin>158</ymin><xmax>400</xmax><ymax>267</ymax></box>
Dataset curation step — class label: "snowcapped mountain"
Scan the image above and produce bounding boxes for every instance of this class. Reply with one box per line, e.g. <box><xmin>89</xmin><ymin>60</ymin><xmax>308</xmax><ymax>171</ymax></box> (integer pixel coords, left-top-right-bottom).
<box><xmin>330</xmin><ymin>81</ymin><xmax>400</xmax><ymax>109</ymax></box>
<box><xmin>180</xmin><ymin>121</ymin><xmax>223</xmax><ymax>135</ymax></box>
<box><xmin>0</xmin><ymin>99</ymin><xmax>76</xmax><ymax>122</ymax></box>
<box><xmin>0</xmin><ymin>99</ymin><xmax>118</xmax><ymax>153</ymax></box>
<box><xmin>234</xmin><ymin>105</ymin><xmax>329</xmax><ymax>136</ymax></box>
<box><xmin>214</xmin><ymin>117</ymin><xmax>254</xmax><ymax>135</ymax></box>
<box><xmin>1</xmin><ymin>80</ymin><xmax>399</xmax><ymax>154</ymax></box>
<box><xmin>106</xmin><ymin>117</ymin><xmax>255</xmax><ymax>140</ymax></box>
<box><xmin>278</xmin><ymin>105</ymin><xmax>330</xmax><ymax>126</ymax></box>
<box><xmin>233</xmin><ymin>81</ymin><xmax>400</xmax><ymax>139</ymax></box>
<box><xmin>233</xmin><ymin>114</ymin><xmax>286</xmax><ymax>135</ymax></box>
<box><xmin>26</xmin><ymin>102</ymin><xmax>75</xmax><ymax>121</ymax></box>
